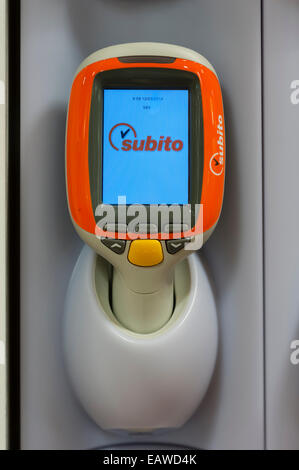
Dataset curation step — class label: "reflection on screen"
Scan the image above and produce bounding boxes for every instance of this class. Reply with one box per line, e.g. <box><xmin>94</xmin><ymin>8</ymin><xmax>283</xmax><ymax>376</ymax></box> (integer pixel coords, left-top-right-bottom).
<box><xmin>102</xmin><ymin>89</ymin><xmax>189</xmax><ymax>205</ymax></box>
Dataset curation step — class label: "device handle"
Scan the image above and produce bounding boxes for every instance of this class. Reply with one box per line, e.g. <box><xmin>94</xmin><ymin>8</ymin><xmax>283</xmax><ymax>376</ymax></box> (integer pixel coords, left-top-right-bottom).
<box><xmin>112</xmin><ymin>267</ymin><xmax>174</xmax><ymax>334</ymax></box>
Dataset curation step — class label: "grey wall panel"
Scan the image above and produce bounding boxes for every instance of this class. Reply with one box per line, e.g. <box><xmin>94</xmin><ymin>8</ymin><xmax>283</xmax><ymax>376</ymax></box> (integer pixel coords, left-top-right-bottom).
<box><xmin>20</xmin><ymin>0</ymin><xmax>263</xmax><ymax>449</ymax></box>
<box><xmin>263</xmin><ymin>0</ymin><xmax>299</xmax><ymax>450</ymax></box>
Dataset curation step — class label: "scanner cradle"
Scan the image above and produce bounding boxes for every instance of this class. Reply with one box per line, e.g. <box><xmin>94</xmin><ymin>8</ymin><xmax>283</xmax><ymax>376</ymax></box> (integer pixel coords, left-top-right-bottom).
<box><xmin>64</xmin><ymin>245</ymin><xmax>217</xmax><ymax>432</ymax></box>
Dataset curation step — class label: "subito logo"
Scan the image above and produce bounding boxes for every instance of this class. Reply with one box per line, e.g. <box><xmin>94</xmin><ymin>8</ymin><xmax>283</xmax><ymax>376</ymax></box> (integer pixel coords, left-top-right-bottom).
<box><xmin>209</xmin><ymin>114</ymin><xmax>224</xmax><ymax>176</ymax></box>
<box><xmin>108</xmin><ymin>123</ymin><xmax>184</xmax><ymax>152</ymax></box>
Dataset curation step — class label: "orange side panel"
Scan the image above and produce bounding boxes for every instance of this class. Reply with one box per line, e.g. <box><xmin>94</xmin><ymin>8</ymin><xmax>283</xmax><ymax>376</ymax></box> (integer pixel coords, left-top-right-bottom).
<box><xmin>198</xmin><ymin>66</ymin><xmax>225</xmax><ymax>232</ymax></box>
<box><xmin>66</xmin><ymin>69</ymin><xmax>95</xmax><ymax>233</ymax></box>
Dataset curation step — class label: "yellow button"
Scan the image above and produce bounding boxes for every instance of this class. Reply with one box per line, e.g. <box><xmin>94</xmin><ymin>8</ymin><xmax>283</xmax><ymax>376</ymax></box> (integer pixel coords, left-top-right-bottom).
<box><xmin>128</xmin><ymin>240</ymin><xmax>163</xmax><ymax>267</ymax></box>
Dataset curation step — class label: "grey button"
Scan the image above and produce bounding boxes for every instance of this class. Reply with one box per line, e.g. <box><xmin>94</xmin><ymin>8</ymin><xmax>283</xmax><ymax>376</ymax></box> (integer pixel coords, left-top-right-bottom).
<box><xmin>164</xmin><ymin>223</ymin><xmax>190</xmax><ymax>233</ymax></box>
<box><xmin>104</xmin><ymin>223</ymin><xmax>127</xmax><ymax>233</ymax></box>
<box><xmin>166</xmin><ymin>238</ymin><xmax>191</xmax><ymax>254</ymax></box>
<box><xmin>101</xmin><ymin>238</ymin><xmax>126</xmax><ymax>254</ymax></box>
<box><xmin>135</xmin><ymin>223</ymin><xmax>158</xmax><ymax>234</ymax></box>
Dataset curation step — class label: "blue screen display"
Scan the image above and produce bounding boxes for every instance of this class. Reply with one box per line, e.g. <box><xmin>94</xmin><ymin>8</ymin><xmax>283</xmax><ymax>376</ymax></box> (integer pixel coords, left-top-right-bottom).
<box><xmin>102</xmin><ymin>89</ymin><xmax>189</xmax><ymax>205</ymax></box>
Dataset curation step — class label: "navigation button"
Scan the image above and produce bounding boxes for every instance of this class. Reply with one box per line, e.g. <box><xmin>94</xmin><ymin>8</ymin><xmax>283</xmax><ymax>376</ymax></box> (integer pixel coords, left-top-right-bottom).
<box><xmin>135</xmin><ymin>223</ymin><xmax>158</xmax><ymax>234</ymax></box>
<box><xmin>104</xmin><ymin>223</ymin><xmax>127</xmax><ymax>234</ymax></box>
<box><xmin>128</xmin><ymin>240</ymin><xmax>163</xmax><ymax>267</ymax></box>
<box><xmin>164</xmin><ymin>223</ymin><xmax>190</xmax><ymax>234</ymax></box>
<box><xmin>166</xmin><ymin>238</ymin><xmax>191</xmax><ymax>254</ymax></box>
<box><xmin>101</xmin><ymin>238</ymin><xmax>126</xmax><ymax>254</ymax></box>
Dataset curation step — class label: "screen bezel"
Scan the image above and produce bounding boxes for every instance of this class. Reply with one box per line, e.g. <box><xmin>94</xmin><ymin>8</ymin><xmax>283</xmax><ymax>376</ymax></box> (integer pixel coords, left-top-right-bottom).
<box><xmin>88</xmin><ymin>67</ymin><xmax>203</xmax><ymax>235</ymax></box>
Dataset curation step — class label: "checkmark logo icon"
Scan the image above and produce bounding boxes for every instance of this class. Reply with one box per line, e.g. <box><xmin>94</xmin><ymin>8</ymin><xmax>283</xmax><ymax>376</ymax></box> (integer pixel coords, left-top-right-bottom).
<box><xmin>209</xmin><ymin>152</ymin><xmax>223</xmax><ymax>176</ymax></box>
<box><xmin>109</xmin><ymin>123</ymin><xmax>137</xmax><ymax>150</ymax></box>
<box><xmin>121</xmin><ymin>128</ymin><xmax>130</xmax><ymax>139</ymax></box>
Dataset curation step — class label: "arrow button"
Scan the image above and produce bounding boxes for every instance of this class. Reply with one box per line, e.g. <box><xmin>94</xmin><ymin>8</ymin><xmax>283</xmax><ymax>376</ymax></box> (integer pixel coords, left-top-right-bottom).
<box><xmin>166</xmin><ymin>240</ymin><xmax>184</xmax><ymax>254</ymax></box>
<box><xmin>101</xmin><ymin>238</ymin><xmax>126</xmax><ymax>254</ymax></box>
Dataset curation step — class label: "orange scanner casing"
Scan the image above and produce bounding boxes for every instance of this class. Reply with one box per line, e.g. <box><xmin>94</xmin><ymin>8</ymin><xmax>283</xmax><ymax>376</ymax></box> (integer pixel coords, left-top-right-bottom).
<box><xmin>66</xmin><ymin>57</ymin><xmax>225</xmax><ymax>240</ymax></box>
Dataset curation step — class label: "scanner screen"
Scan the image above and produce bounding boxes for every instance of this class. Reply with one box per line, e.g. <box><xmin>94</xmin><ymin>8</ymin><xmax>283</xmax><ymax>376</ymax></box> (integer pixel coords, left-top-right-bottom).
<box><xmin>102</xmin><ymin>89</ymin><xmax>189</xmax><ymax>205</ymax></box>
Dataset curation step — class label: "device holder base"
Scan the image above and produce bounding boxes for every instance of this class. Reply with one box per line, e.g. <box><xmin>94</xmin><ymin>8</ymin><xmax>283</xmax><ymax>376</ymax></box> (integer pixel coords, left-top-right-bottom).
<box><xmin>63</xmin><ymin>245</ymin><xmax>218</xmax><ymax>433</ymax></box>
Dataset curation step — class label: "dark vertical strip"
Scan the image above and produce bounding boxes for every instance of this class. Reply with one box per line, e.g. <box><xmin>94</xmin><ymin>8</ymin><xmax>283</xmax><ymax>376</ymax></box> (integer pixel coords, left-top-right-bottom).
<box><xmin>8</xmin><ymin>0</ymin><xmax>20</xmax><ymax>449</ymax></box>
<box><xmin>260</xmin><ymin>0</ymin><xmax>266</xmax><ymax>451</ymax></box>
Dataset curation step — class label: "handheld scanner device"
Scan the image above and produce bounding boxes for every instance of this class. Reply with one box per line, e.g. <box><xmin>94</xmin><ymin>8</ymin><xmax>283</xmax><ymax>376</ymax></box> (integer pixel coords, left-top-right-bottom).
<box><xmin>66</xmin><ymin>43</ymin><xmax>225</xmax><ymax>333</ymax></box>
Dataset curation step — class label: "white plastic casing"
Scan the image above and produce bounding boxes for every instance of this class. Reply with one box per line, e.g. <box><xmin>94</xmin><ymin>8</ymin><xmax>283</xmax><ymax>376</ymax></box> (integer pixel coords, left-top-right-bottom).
<box><xmin>64</xmin><ymin>246</ymin><xmax>218</xmax><ymax>432</ymax></box>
